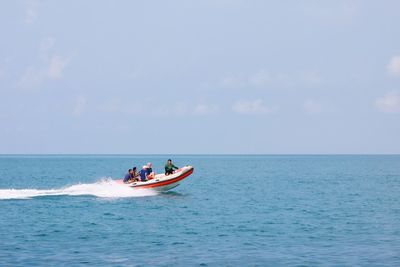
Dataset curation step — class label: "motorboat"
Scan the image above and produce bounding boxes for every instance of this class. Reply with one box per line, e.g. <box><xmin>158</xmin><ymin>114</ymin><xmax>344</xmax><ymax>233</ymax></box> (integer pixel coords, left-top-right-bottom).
<box><xmin>116</xmin><ymin>165</ymin><xmax>194</xmax><ymax>192</ymax></box>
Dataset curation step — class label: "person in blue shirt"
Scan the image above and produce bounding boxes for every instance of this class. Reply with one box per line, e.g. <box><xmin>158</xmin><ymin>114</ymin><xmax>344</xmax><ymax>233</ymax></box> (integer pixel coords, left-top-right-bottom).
<box><xmin>139</xmin><ymin>166</ymin><xmax>148</xmax><ymax>182</ymax></box>
<box><xmin>123</xmin><ymin>169</ymin><xmax>133</xmax><ymax>183</ymax></box>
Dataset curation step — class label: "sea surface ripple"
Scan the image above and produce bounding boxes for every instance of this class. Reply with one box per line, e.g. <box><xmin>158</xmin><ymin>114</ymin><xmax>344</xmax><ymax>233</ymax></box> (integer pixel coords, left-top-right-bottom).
<box><xmin>0</xmin><ymin>155</ymin><xmax>399</xmax><ymax>266</ymax></box>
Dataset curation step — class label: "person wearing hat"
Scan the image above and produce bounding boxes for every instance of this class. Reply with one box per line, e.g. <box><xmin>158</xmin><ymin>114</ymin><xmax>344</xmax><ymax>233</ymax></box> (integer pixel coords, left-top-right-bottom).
<box><xmin>146</xmin><ymin>162</ymin><xmax>155</xmax><ymax>180</ymax></box>
<box><xmin>165</xmin><ymin>159</ymin><xmax>178</xmax><ymax>175</ymax></box>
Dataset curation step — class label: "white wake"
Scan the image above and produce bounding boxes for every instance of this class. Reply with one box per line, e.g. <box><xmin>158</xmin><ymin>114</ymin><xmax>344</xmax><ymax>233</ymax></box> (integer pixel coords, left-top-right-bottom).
<box><xmin>0</xmin><ymin>178</ymin><xmax>158</xmax><ymax>200</ymax></box>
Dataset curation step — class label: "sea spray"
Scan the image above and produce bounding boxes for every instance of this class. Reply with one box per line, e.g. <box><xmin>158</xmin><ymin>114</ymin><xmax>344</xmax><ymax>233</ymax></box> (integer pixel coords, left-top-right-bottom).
<box><xmin>0</xmin><ymin>179</ymin><xmax>158</xmax><ymax>200</ymax></box>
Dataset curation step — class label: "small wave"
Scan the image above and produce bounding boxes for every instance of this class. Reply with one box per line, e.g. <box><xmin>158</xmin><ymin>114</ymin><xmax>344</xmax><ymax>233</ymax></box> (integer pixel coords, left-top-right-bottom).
<box><xmin>0</xmin><ymin>178</ymin><xmax>158</xmax><ymax>200</ymax></box>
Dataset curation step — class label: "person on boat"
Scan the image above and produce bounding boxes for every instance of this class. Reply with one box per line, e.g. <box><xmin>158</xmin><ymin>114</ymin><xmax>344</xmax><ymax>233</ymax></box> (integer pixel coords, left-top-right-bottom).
<box><xmin>165</xmin><ymin>159</ymin><xmax>178</xmax><ymax>175</ymax></box>
<box><xmin>146</xmin><ymin>162</ymin><xmax>155</xmax><ymax>180</ymax></box>
<box><xmin>130</xmin><ymin>167</ymin><xmax>139</xmax><ymax>182</ymax></box>
<box><xmin>139</xmin><ymin>165</ymin><xmax>149</xmax><ymax>182</ymax></box>
<box><xmin>123</xmin><ymin>169</ymin><xmax>133</xmax><ymax>183</ymax></box>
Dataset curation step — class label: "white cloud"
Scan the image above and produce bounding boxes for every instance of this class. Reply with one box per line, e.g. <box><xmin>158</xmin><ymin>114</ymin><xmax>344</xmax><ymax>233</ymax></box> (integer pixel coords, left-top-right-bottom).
<box><xmin>25</xmin><ymin>0</ymin><xmax>39</xmax><ymax>24</ymax></box>
<box><xmin>249</xmin><ymin>70</ymin><xmax>292</xmax><ymax>88</ymax></box>
<box><xmin>72</xmin><ymin>95</ymin><xmax>87</xmax><ymax>116</ymax></box>
<box><xmin>193</xmin><ymin>104</ymin><xmax>219</xmax><ymax>115</ymax></box>
<box><xmin>47</xmin><ymin>55</ymin><xmax>69</xmax><ymax>79</ymax></box>
<box><xmin>387</xmin><ymin>56</ymin><xmax>400</xmax><ymax>76</ymax></box>
<box><xmin>17</xmin><ymin>55</ymin><xmax>70</xmax><ymax>88</ymax></box>
<box><xmin>102</xmin><ymin>97</ymin><xmax>144</xmax><ymax>115</ymax></box>
<box><xmin>149</xmin><ymin>102</ymin><xmax>219</xmax><ymax>116</ymax></box>
<box><xmin>102</xmin><ymin>97</ymin><xmax>184</xmax><ymax>116</ymax></box>
<box><xmin>17</xmin><ymin>67</ymin><xmax>45</xmax><ymax>88</ymax></box>
<box><xmin>219</xmin><ymin>74</ymin><xmax>246</xmax><ymax>89</ymax></box>
<box><xmin>151</xmin><ymin>103</ymin><xmax>186</xmax><ymax>116</ymax></box>
<box><xmin>232</xmin><ymin>99</ymin><xmax>273</xmax><ymax>115</ymax></box>
<box><xmin>303</xmin><ymin>99</ymin><xmax>322</xmax><ymax>114</ymax></box>
<box><xmin>102</xmin><ymin>98</ymin><xmax>219</xmax><ymax>117</ymax></box>
<box><xmin>301</xmin><ymin>71</ymin><xmax>322</xmax><ymax>85</ymax></box>
<box><xmin>375</xmin><ymin>91</ymin><xmax>400</xmax><ymax>113</ymax></box>
<box><xmin>17</xmin><ymin>38</ymin><xmax>70</xmax><ymax>88</ymax></box>
<box><xmin>248</xmin><ymin>71</ymin><xmax>271</xmax><ymax>87</ymax></box>
<box><xmin>219</xmin><ymin>69</ymin><xmax>322</xmax><ymax>89</ymax></box>
<box><xmin>219</xmin><ymin>70</ymin><xmax>286</xmax><ymax>89</ymax></box>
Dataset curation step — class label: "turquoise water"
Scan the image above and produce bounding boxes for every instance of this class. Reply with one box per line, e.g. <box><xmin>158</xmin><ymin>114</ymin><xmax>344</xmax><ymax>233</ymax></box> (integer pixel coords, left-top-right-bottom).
<box><xmin>0</xmin><ymin>155</ymin><xmax>399</xmax><ymax>266</ymax></box>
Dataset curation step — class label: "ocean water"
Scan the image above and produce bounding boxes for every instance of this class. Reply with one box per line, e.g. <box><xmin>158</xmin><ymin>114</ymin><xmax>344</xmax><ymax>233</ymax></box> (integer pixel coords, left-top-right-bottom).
<box><xmin>0</xmin><ymin>155</ymin><xmax>399</xmax><ymax>266</ymax></box>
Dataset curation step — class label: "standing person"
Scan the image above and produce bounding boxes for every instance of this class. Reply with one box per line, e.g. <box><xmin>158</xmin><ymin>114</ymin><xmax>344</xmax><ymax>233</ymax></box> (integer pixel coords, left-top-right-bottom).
<box><xmin>165</xmin><ymin>159</ymin><xmax>178</xmax><ymax>175</ymax></box>
<box><xmin>139</xmin><ymin>166</ymin><xmax>148</xmax><ymax>182</ymax></box>
<box><xmin>123</xmin><ymin>169</ymin><xmax>133</xmax><ymax>183</ymax></box>
<box><xmin>146</xmin><ymin>162</ymin><xmax>155</xmax><ymax>180</ymax></box>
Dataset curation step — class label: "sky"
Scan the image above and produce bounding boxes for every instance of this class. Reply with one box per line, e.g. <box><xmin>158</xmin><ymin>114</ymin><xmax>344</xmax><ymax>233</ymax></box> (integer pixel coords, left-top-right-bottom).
<box><xmin>0</xmin><ymin>0</ymin><xmax>399</xmax><ymax>154</ymax></box>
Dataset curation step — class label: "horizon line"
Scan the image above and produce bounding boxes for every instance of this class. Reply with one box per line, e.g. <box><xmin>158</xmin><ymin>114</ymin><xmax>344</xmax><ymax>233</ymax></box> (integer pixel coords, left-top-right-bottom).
<box><xmin>1</xmin><ymin>153</ymin><xmax>399</xmax><ymax>156</ymax></box>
